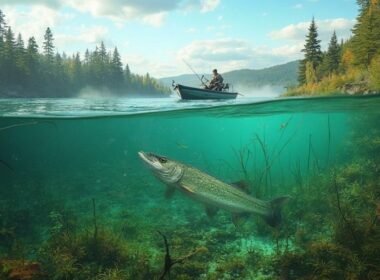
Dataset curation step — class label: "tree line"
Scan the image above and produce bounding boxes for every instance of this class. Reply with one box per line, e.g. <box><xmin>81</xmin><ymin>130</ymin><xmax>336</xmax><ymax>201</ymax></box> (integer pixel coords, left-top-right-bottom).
<box><xmin>0</xmin><ymin>9</ymin><xmax>170</xmax><ymax>97</ymax></box>
<box><xmin>289</xmin><ymin>0</ymin><xmax>380</xmax><ymax>95</ymax></box>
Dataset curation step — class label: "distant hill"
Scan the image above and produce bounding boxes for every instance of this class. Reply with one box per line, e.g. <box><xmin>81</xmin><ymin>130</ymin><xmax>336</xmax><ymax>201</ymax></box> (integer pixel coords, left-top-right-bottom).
<box><xmin>160</xmin><ymin>60</ymin><xmax>299</xmax><ymax>91</ymax></box>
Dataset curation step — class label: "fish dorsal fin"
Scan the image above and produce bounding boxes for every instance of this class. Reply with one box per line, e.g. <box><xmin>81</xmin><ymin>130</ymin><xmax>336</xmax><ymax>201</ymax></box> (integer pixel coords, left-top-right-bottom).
<box><xmin>231</xmin><ymin>180</ymin><xmax>251</xmax><ymax>194</ymax></box>
<box><xmin>164</xmin><ymin>186</ymin><xmax>176</xmax><ymax>199</ymax></box>
<box><xmin>231</xmin><ymin>213</ymin><xmax>250</xmax><ymax>227</ymax></box>
<box><xmin>205</xmin><ymin>207</ymin><xmax>218</xmax><ymax>218</ymax></box>
<box><xmin>180</xmin><ymin>184</ymin><xmax>195</xmax><ymax>194</ymax></box>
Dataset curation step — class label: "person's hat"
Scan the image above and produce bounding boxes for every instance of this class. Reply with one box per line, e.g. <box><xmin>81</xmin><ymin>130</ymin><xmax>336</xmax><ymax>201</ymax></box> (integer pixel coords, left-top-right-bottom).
<box><xmin>213</xmin><ymin>69</ymin><xmax>217</xmax><ymax>73</ymax></box>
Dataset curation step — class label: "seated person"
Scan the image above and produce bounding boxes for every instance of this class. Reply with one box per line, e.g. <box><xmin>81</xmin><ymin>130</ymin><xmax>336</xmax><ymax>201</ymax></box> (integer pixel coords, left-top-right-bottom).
<box><xmin>206</xmin><ymin>69</ymin><xmax>224</xmax><ymax>91</ymax></box>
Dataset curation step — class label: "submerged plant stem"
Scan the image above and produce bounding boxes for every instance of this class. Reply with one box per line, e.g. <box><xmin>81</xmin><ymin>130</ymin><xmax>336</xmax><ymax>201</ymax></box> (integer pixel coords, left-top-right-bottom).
<box><xmin>92</xmin><ymin>198</ymin><xmax>98</xmax><ymax>240</ymax></box>
<box><xmin>327</xmin><ymin>114</ymin><xmax>331</xmax><ymax>167</ymax></box>
<box><xmin>332</xmin><ymin>176</ymin><xmax>361</xmax><ymax>252</ymax></box>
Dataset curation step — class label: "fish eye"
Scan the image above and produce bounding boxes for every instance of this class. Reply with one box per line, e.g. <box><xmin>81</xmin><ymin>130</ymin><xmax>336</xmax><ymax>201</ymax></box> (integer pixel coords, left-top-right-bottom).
<box><xmin>158</xmin><ymin>157</ymin><xmax>167</xmax><ymax>163</ymax></box>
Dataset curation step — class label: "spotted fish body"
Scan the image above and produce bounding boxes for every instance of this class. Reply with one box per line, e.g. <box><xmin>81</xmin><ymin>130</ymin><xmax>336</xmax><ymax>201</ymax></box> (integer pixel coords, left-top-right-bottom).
<box><xmin>178</xmin><ymin>164</ymin><xmax>270</xmax><ymax>216</ymax></box>
<box><xmin>138</xmin><ymin>151</ymin><xmax>289</xmax><ymax>227</ymax></box>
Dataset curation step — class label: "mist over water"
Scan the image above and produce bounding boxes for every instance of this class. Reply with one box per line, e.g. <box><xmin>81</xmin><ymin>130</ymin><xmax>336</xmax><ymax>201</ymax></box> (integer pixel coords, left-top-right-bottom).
<box><xmin>233</xmin><ymin>85</ymin><xmax>284</xmax><ymax>97</ymax></box>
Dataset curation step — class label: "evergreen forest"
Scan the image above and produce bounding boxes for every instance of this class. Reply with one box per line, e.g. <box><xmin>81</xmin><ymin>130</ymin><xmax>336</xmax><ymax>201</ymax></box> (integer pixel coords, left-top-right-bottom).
<box><xmin>288</xmin><ymin>0</ymin><xmax>380</xmax><ymax>95</ymax></box>
<box><xmin>0</xmin><ymin>10</ymin><xmax>170</xmax><ymax>98</ymax></box>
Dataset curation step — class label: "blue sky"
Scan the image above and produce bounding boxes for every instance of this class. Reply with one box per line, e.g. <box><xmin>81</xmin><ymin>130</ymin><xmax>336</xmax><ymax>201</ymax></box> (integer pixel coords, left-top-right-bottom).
<box><xmin>1</xmin><ymin>0</ymin><xmax>358</xmax><ymax>77</ymax></box>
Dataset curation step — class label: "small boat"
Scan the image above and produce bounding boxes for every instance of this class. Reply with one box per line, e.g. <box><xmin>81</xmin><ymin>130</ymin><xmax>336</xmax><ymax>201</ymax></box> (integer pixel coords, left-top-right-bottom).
<box><xmin>174</xmin><ymin>84</ymin><xmax>238</xmax><ymax>100</ymax></box>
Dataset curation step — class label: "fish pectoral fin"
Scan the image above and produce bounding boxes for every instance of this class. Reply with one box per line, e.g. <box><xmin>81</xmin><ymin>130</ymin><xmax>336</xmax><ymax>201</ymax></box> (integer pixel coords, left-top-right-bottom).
<box><xmin>231</xmin><ymin>213</ymin><xmax>250</xmax><ymax>227</ymax></box>
<box><xmin>164</xmin><ymin>186</ymin><xmax>176</xmax><ymax>199</ymax></box>
<box><xmin>205</xmin><ymin>206</ymin><xmax>219</xmax><ymax>218</ymax></box>
<box><xmin>230</xmin><ymin>180</ymin><xmax>251</xmax><ymax>194</ymax></box>
<box><xmin>180</xmin><ymin>184</ymin><xmax>195</xmax><ymax>194</ymax></box>
<box><xmin>264</xmin><ymin>195</ymin><xmax>292</xmax><ymax>227</ymax></box>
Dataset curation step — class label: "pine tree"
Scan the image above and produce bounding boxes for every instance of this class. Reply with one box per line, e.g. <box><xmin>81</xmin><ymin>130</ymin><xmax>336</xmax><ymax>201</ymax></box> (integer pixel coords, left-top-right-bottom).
<box><xmin>15</xmin><ymin>33</ymin><xmax>27</xmax><ymax>87</ymax></box>
<box><xmin>26</xmin><ymin>36</ymin><xmax>40</xmax><ymax>92</ymax></box>
<box><xmin>71</xmin><ymin>52</ymin><xmax>82</xmax><ymax>90</ymax></box>
<box><xmin>298</xmin><ymin>18</ymin><xmax>322</xmax><ymax>85</ymax></box>
<box><xmin>98</xmin><ymin>41</ymin><xmax>107</xmax><ymax>64</ymax></box>
<box><xmin>84</xmin><ymin>49</ymin><xmax>90</xmax><ymax>65</ymax></box>
<box><xmin>124</xmin><ymin>64</ymin><xmax>132</xmax><ymax>88</ymax></box>
<box><xmin>53</xmin><ymin>52</ymin><xmax>69</xmax><ymax>96</ymax></box>
<box><xmin>326</xmin><ymin>31</ymin><xmax>341</xmax><ymax>74</ymax></box>
<box><xmin>352</xmin><ymin>0</ymin><xmax>380</xmax><ymax>66</ymax></box>
<box><xmin>3</xmin><ymin>27</ymin><xmax>16</xmax><ymax>84</ymax></box>
<box><xmin>0</xmin><ymin>10</ymin><xmax>7</xmax><ymax>86</ymax></box>
<box><xmin>0</xmin><ymin>9</ymin><xmax>6</xmax><ymax>41</ymax></box>
<box><xmin>302</xmin><ymin>18</ymin><xmax>322</xmax><ymax>68</ymax></box>
<box><xmin>26</xmin><ymin>37</ymin><xmax>39</xmax><ymax>62</ymax></box>
<box><xmin>110</xmin><ymin>47</ymin><xmax>123</xmax><ymax>91</ymax></box>
<box><xmin>298</xmin><ymin>60</ymin><xmax>307</xmax><ymax>85</ymax></box>
<box><xmin>43</xmin><ymin>27</ymin><xmax>54</xmax><ymax>62</ymax></box>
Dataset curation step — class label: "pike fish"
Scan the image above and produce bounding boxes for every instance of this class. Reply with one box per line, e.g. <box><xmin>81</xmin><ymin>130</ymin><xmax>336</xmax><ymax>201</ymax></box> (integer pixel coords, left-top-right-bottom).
<box><xmin>138</xmin><ymin>151</ymin><xmax>290</xmax><ymax>227</ymax></box>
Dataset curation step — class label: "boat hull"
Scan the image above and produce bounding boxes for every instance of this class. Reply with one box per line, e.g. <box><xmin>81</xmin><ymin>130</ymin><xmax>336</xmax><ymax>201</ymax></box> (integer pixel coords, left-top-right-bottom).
<box><xmin>176</xmin><ymin>84</ymin><xmax>237</xmax><ymax>100</ymax></box>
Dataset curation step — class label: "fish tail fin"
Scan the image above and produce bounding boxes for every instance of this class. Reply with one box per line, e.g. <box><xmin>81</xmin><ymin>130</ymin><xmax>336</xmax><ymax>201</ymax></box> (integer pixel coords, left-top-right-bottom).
<box><xmin>264</xmin><ymin>196</ymin><xmax>291</xmax><ymax>227</ymax></box>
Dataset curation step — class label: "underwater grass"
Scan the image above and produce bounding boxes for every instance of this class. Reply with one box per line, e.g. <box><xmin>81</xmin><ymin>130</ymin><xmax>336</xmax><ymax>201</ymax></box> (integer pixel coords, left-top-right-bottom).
<box><xmin>0</xmin><ymin>103</ymin><xmax>379</xmax><ymax>279</ymax></box>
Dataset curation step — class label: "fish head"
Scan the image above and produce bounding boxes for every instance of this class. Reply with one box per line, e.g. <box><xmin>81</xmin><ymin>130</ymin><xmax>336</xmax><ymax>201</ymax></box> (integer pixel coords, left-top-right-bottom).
<box><xmin>138</xmin><ymin>151</ymin><xmax>183</xmax><ymax>184</ymax></box>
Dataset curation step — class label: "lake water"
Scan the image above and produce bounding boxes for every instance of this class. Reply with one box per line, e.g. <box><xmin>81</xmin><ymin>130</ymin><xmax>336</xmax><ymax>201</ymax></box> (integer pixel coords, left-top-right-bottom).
<box><xmin>0</xmin><ymin>95</ymin><xmax>379</xmax><ymax>279</ymax></box>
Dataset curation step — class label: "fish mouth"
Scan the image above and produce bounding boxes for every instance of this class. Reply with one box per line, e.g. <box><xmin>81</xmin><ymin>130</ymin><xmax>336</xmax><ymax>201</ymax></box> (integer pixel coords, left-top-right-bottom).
<box><xmin>138</xmin><ymin>151</ymin><xmax>151</xmax><ymax>164</ymax></box>
<box><xmin>138</xmin><ymin>151</ymin><xmax>162</xmax><ymax>170</ymax></box>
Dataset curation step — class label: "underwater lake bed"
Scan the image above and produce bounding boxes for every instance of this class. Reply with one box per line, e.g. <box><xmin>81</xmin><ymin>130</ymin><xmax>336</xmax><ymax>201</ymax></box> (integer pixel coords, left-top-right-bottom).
<box><xmin>0</xmin><ymin>95</ymin><xmax>379</xmax><ymax>279</ymax></box>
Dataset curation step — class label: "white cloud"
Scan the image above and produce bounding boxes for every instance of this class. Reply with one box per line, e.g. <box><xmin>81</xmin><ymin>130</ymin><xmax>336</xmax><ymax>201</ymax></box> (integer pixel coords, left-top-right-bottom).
<box><xmin>0</xmin><ymin>0</ymin><xmax>61</xmax><ymax>8</ymax></box>
<box><xmin>176</xmin><ymin>38</ymin><xmax>300</xmax><ymax>74</ymax></box>
<box><xmin>55</xmin><ymin>25</ymin><xmax>109</xmax><ymax>46</ymax></box>
<box><xmin>269</xmin><ymin>18</ymin><xmax>355</xmax><ymax>42</ymax></box>
<box><xmin>2</xmin><ymin>0</ymin><xmax>221</xmax><ymax>27</ymax></box>
<box><xmin>293</xmin><ymin>3</ymin><xmax>303</xmax><ymax>9</ymax></box>
<box><xmin>120</xmin><ymin>52</ymin><xmax>178</xmax><ymax>78</ymax></box>
<box><xmin>186</xmin><ymin>27</ymin><xmax>198</xmax><ymax>33</ymax></box>
<box><xmin>142</xmin><ymin>12</ymin><xmax>167</xmax><ymax>27</ymax></box>
<box><xmin>178</xmin><ymin>38</ymin><xmax>253</xmax><ymax>61</ymax></box>
<box><xmin>3</xmin><ymin>5</ymin><xmax>70</xmax><ymax>47</ymax></box>
<box><xmin>271</xmin><ymin>43</ymin><xmax>304</xmax><ymax>57</ymax></box>
<box><xmin>62</xmin><ymin>0</ymin><xmax>219</xmax><ymax>25</ymax></box>
<box><xmin>200</xmin><ymin>0</ymin><xmax>220</xmax><ymax>13</ymax></box>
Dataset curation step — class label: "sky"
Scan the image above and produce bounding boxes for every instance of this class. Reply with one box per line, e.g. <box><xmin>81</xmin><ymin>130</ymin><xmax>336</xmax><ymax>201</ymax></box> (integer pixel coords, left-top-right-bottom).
<box><xmin>0</xmin><ymin>0</ymin><xmax>359</xmax><ymax>78</ymax></box>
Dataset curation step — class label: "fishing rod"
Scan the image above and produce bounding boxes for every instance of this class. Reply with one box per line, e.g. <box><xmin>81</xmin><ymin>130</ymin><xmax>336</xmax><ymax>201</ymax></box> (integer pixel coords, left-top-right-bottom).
<box><xmin>182</xmin><ymin>59</ymin><xmax>207</xmax><ymax>87</ymax></box>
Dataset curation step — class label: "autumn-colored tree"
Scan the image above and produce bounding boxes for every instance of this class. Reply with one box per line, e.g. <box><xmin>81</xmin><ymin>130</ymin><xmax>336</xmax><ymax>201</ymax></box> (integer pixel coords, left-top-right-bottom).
<box><xmin>305</xmin><ymin>61</ymin><xmax>317</xmax><ymax>85</ymax></box>
<box><xmin>369</xmin><ymin>54</ymin><xmax>380</xmax><ymax>90</ymax></box>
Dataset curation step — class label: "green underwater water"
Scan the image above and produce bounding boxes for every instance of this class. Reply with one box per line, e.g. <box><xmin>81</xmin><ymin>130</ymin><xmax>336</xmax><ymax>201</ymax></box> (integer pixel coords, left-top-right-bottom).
<box><xmin>0</xmin><ymin>95</ymin><xmax>379</xmax><ymax>279</ymax></box>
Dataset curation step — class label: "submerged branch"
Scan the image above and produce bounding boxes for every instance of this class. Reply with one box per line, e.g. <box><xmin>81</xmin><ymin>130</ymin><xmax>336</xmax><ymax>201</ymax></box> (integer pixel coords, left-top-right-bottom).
<box><xmin>0</xmin><ymin>159</ymin><xmax>13</xmax><ymax>171</ymax></box>
<box><xmin>157</xmin><ymin>231</ymin><xmax>203</xmax><ymax>280</ymax></box>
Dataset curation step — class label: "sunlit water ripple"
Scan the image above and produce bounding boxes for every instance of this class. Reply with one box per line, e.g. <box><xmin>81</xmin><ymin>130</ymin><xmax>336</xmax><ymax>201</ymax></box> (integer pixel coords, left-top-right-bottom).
<box><xmin>0</xmin><ymin>94</ymin><xmax>379</xmax><ymax>118</ymax></box>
